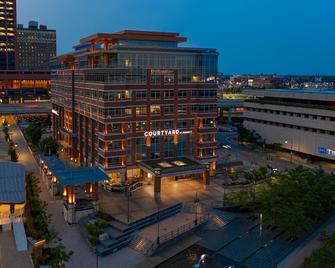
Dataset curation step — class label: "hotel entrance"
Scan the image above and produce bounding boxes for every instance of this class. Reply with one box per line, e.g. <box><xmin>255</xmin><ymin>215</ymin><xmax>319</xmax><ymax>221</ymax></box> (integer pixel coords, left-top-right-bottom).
<box><xmin>139</xmin><ymin>157</ymin><xmax>210</xmax><ymax>198</ymax></box>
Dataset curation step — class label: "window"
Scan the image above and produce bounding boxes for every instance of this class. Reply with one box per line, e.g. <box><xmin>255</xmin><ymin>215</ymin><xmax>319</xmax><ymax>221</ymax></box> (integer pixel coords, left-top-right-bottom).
<box><xmin>164</xmin><ymin>90</ymin><xmax>174</xmax><ymax>99</ymax></box>
<box><xmin>163</xmin><ymin>105</ymin><xmax>174</xmax><ymax>114</ymax></box>
<box><xmin>136</xmin><ymin>106</ymin><xmax>147</xmax><ymax>115</ymax></box>
<box><xmin>135</xmin><ymin>90</ymin><xmax>146</xmax><ymax>100</ymax></box>
<box><xmin>150</xmin><ymin>90</ymin><xmax>160</xmax><ymax>99</ymax></box>
<box><xmin>178</xmin><ymin>90</ymin><xmax>187</xmax><ymax>98</ymax></box>
<box><xmin>150</xmin><ymin>105</ymin><xmax>161</xmax><ymax>114</ymax></box>
<box><xmin>164</xmin><ymin>74</ymin><xmax>174</xmax><ymax>84</ymax></box>
<box><xmin>177</xmin><ymin>105</ymin><xmax>188</xmax><ymax>113</ymax></box>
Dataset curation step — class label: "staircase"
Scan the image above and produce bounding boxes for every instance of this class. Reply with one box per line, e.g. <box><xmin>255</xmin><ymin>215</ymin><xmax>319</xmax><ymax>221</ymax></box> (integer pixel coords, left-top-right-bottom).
<box><xmin>212</xmin><ymin>214</ymin><xmax>226</xmax><ymax>228</ymax></box>
<box><xmin>129</xmin><ymin>235</ymin><xmax>155</xmax><ymax>256</ymax></box>
<box><xmin>81</xmin><ymin>203</ymin><xmax>184</xmax><ymax>256</ymax></box>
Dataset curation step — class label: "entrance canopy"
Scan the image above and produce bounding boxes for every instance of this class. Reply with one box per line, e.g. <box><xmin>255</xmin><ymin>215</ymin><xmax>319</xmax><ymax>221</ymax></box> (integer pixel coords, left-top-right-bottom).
<box><xmin>39</xmin><ymin>155</ymin><xmax>110</xmax><ymax>187</ymax></box>
<box><xmin>139</xmin><ymin>157</ymin><xmax>205</xmax><ymax>178</ymax></box>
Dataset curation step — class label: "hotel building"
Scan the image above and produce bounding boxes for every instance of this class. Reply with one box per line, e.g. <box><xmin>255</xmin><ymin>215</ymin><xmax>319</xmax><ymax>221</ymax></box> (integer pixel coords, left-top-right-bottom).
<box><xmin>0</xmin><ymin>0</ymin><xmax>16</xmax><ymax>70</ymax></box>
<box><xmin>244</xmin><ymin>89</ymin><xmax>335</xmax><ymax>161</ymax></box>
<box><xmin>17</xmin><ymin>21</ymin><xmax>56</xmax><ymax>71</ymax></box>
<box><xmin>51</xmin><ymin>30</ymin><xmax>218</xmax><ymax>196</ymax></box>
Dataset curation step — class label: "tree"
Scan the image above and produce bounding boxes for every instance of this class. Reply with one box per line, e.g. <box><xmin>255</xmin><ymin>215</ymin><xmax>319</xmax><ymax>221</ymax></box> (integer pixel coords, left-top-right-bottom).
<box><xmin>243</xmin><ymin>171</ymin><xmax>254</xmax><ymax>182</ymax></box>
<box><xmin>253</xmin><ymin>166</ymin><xmax>268</xmax><ymax>181</ymax></box>
<box><xmin>226</xmin><ymin>166</ymin><xmax>335</xmax><ymax>237</ymax></box>
<box><xmin>228</xmin><ymin>170</ymin><xmax>239</xmax><ymax>182</ymax></box>
<box><xmin>40</xmin><ymin>137</ymin><xmax>59</xmax><ymax>156</ymax></box>
<box><xmin>25</xmin><ymin>123</ymin><xmax>42</xmax><ymax>147</ymax></box>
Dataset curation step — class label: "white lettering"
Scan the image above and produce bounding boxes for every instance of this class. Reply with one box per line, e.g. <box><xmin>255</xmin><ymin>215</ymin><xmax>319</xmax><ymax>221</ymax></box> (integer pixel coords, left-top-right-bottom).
<box><xmin>143</xmin><ymin>129</ymin><xmax>193</xmax><ymax>137</ymax></box>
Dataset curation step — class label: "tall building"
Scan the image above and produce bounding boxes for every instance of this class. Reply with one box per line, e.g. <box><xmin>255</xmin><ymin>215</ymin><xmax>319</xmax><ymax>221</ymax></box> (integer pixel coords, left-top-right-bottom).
<box><xmin>16</xmin><ymin>21</ymin><xmax>56</xmax><ymax>70</ymax></box>
<box><xmin>0</xmin><ymin>0</ymin><xmax>16</xmax><ymax>70</ymax></box>
<box><xmin>244</xmin><ymin>89</ymin><xmax>335</xmax><ymax>161</ymax></box>
<box><xmin>51</xmin><ymin>30</ymin><xmax>218</xmax><ymax>197</ymax></box>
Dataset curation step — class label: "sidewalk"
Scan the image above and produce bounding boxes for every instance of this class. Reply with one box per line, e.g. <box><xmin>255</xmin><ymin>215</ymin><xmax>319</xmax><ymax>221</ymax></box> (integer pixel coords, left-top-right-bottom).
<box><xmin>279</xmin><ymin>215</ymin><xmax>335</xmax><ymax>268</ymax></box>
<box><xmin>0</xmin><ymin>126</ymin><xmax>9</xmax><ymax>161</ymax></box>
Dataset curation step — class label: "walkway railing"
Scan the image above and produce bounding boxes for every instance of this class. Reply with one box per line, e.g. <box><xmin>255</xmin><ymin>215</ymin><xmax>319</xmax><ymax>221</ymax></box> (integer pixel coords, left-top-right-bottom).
<box><xmin>145</xmin><ymin>214</ymin><xmax>209</xmax><ymax>256</ymax></box>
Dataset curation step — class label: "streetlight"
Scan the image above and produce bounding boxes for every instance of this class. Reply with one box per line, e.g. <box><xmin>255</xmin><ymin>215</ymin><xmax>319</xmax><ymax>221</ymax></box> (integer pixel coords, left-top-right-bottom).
<box><xmin>126</xmin><ymin>185</ymin><xmax>131</xmax><ymax>223</ymax></box>
<box><xmin>284</xmin><ymin>138</ymin><xmax>293</xmax><ymax>163</ymax></box>
<box><xmin>194</xmin><ymin>192</ymin><xmax>200</xmax><ymax>226</ymax></box>
<box><xmin>157</xmin><ymin>204</ymin><xmax>160</xmax><ymax>245</ymax></box>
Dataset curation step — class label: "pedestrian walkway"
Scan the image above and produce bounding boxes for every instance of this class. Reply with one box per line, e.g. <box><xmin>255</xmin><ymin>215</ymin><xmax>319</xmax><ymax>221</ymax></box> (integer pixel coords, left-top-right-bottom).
<box><xmin>0</xmin><ymin>230</ymin><xmax>33</xmax><ymax>268</ymax></box>
<box><xmin>0</xmin><ymin>127</ymin><xmax>8</xmax><ymax>161</ymax></box>
<box><xmin>279</xmin><ymin>215</ymin><xmax>335</xmax><ymax>268</ymax></box>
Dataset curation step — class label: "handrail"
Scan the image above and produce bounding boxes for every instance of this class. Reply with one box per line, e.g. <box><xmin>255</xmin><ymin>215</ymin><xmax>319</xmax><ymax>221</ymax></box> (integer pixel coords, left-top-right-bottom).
<box><xmin>146</xmin><ymin>214</ymin><xmax>209</xmax><ymax>255</ymax></box>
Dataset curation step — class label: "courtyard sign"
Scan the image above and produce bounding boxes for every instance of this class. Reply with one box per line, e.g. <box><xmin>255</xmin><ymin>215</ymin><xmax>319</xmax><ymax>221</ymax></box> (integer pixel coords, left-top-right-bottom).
<box><xmin>144</xmin><ymin>129</ymin><xmax>192</xmax><ymax>137</ymax></box>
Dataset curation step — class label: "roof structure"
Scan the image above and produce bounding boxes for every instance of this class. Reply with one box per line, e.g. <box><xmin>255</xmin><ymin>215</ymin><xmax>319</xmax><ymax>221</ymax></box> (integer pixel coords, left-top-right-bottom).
<box><xmin>139</xmin><ymin>157</ymin><xmax>205</xmax><ymax>177</ymax></box>
<box><xmin>39</xmin><ymin>155</ymin><xmax>110</xmax><ymax>187</ymax></box>
<box><xmin>0</xmin><ymin>162</ymin><xmax>25</xmax><ymax>204</ymax></box>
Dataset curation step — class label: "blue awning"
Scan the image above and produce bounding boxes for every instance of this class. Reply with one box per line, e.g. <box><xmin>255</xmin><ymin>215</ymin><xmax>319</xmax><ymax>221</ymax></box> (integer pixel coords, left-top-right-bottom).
<box><xmin>39</xmin><ymin>155</ymin><xmax>110</xmax><ymax>187</ymax></box>
<box><xmin>0</xmin><ymin>162</ymin><xmax>25</xmax><ymax>203</ymax></box>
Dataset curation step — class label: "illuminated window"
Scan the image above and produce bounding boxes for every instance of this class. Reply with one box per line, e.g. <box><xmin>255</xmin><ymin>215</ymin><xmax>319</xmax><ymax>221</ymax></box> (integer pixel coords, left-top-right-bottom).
<box><xmin>150</xmin><ymin>105</ymin><xmax>161</xmax><ymax>114</ymax></box>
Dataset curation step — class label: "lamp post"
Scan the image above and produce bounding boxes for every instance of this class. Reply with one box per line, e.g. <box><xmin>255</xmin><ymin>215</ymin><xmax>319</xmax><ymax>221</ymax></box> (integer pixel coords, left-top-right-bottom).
<box><xmin>194</xmin><ymin>192</ymin><xmax>200</xmax><ymax>226</ymax></box>
<box><xmin>285</xmin><ymin>138</ymin><xmax>293</xmax><ymax>163</ymax></box>
<box><xmin>126</xmin><ymin>185</ymin><xmax>130</xmax><ymax>223</ymax></box>
<box><xmin>157</xmin><ymin>204</ymin><xmax>160</xmax><ymax>245</ymax></box>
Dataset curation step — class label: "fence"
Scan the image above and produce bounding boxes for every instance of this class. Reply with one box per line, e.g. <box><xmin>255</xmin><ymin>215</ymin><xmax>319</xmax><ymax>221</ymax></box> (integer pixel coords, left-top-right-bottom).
<box><xmin>146</xmin><ymin>214</ymin><xmax>209</xmax><ymax>255</ymax></box>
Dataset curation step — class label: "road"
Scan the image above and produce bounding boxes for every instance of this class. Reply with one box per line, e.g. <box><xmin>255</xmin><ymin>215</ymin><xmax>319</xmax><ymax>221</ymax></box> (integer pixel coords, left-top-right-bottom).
<box><xmin>217</xmin><ymin>132</ymin><xmax>297</xmax><ymax>172</ymax></box>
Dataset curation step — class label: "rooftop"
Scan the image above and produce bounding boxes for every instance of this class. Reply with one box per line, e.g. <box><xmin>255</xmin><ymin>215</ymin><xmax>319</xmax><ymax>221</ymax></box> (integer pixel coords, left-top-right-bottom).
<box><xmin>245</xmin><ymin>88</ymin><xmax>335</xmax><ymax>101</ymax></box>
<box><xmin>0</xmin><ymin>162</ymin><xmax>25</xmax><ymax>204</ymax></box>
<box><xmin>139</xmin><ymin>157</ymin><xmax>205</xmax><ymax>176</ymax></box>
<box><xmin>78</xmin><ymin>30</ymin><xmax>187</xmax><ymax>46</ymax></box>
<box><xmin>39</xmin><ymin>155</ymin><xmax>110</xmax><ymax>187</ymax></box>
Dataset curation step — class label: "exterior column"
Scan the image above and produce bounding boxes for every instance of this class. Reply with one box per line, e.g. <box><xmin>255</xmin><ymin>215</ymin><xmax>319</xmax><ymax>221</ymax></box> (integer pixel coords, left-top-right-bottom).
<box><xmin>120</xmin><ymin>172</ymin><xmax>126</xmax><ymax>185</ymax></box>
<box><xmin>154</xmin><ymin>173</ymin><xmax>161</xmax><ymax>198</ymax></box>
<box><xmin>92</xmin><ymin>182</ymin><xmax>99</xmax><ymax>212</ymax></box>
<box><xmin>202</xmin><ymin>168</ymin><xmax>210</xmax><ymax>186</ymax></box>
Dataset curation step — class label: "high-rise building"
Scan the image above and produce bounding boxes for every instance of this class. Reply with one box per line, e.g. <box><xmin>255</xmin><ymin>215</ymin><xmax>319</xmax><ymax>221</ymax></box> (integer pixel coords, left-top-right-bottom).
<box><xmin>0</xmin><ymin>0</ymin><xmax>16</xmax><ymax>70</ymax></box>
<box><xmin>51</xmin><ymin>30</ymin><xmax>218</xmax><ymax>197</ymax></box>
<box><xmin>16</xmin><ymin>21</ymin><xmax>56</xmax><ymax>70</ymax></box>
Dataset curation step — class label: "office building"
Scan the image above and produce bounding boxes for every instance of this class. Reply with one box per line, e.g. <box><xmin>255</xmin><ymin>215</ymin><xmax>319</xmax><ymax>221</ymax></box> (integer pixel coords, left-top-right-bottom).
<box><xmin>17</xmin><ymin>21</ymin><xmax>56</xmax><ymax>70</ymax></box>
<box><xmin>0</xmin><ymin>0</ymin><xmax>16</xmax><ymax>70</ymax></box>
<box><xmin>244</xmin><ymin>89</ymin><xmax>335</xmax><ymax>161</ymax></box>
<box><xmin>51</xmin><ymin>30</ymin><xmax>218</xmax><ymax>196</ymax></box>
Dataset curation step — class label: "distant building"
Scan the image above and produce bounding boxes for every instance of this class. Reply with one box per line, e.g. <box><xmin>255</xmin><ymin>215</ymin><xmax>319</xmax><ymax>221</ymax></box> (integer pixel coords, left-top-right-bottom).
<box><xmin>16</xmin><ymin>21</ymin><xmax>56</xmax><ymax>70</ymax></box>
<box><xmin>228</xmin><ymin>75</ymin><xmax>284</xmax><ymax>89</ymax></box>
<box><xmin>0</xmin><ymin>70</ymin><xmax>51</xmax><ymax>103</ymax></box>
<box><xmin>244</xmin><ymin>89</ymin><xmax>335</xmax><ymax>161</ymax></box>
<box><xmin>0</xmin><ymin>162</ymin><xmax>25</xmax><ymax>231</ymax></box>
<box><xmin>0</xmin><ymin>0</ymin><xmax>17</xmax><ymax>70</ymax></box>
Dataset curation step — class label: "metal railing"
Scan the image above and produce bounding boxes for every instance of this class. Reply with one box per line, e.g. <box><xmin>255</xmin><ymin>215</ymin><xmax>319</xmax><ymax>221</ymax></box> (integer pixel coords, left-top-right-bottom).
<box><xmin>146</xmin><ymin>214</ymin><xmax>209</xmax><ymax>255</ymax></box>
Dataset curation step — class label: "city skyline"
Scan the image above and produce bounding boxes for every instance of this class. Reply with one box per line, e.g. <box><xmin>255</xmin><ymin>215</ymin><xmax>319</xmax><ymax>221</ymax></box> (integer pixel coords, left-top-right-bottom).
<box><xmin>18</xmin><ymin>0</ymin><xmax>335</xmax><ymax>75</ymax></box>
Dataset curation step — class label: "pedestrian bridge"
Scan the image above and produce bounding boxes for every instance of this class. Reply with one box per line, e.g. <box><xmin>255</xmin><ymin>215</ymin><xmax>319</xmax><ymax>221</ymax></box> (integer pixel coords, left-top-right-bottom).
<box><xmin>0</xmin><ymin>103</ymin><xmax>51</xmax><ymax>116</ymax></box>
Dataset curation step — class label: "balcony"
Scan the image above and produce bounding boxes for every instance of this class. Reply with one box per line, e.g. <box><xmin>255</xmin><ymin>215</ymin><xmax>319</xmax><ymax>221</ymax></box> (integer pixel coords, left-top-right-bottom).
<box><xmin>98</xmin><ymin>148</ymin><xmax>127</xmax><ymax>158</ymax></box>
<box><xmin>97</xmin><ymin>132</ymin><xmax>126</xmax><ymax>140</ymax></box>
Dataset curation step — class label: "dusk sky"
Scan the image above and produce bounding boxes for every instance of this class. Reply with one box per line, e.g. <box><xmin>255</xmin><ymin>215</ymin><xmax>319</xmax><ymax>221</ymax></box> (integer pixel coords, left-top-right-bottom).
<box><xmin>18</xmin><ymin>0</ymin><xmax>335</xmax><ymax>75</ymax></box>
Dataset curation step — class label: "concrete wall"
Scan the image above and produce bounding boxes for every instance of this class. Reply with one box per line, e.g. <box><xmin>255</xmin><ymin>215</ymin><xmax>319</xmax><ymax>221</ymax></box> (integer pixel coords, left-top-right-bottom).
<box><xmin>244</xmin><ymin>121</ymin><xmax>335</xmax><ymax>161</ymax></box>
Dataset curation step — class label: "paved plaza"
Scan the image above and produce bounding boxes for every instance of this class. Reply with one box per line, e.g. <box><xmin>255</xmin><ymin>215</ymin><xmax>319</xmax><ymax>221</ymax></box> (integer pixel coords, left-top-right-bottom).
<box><xmin>0</xmin><ymin>231</ymin><xmax>33</xmax><ymax>268</ymax></box>
<box><xmin>100</xmin><ymin>177</ymin><xmax>224</xmax><ymax>223</ymax></box>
